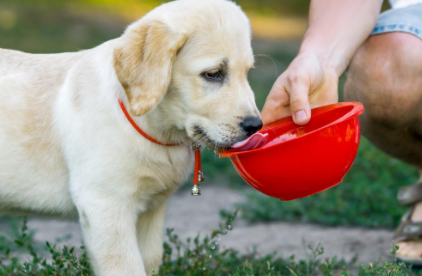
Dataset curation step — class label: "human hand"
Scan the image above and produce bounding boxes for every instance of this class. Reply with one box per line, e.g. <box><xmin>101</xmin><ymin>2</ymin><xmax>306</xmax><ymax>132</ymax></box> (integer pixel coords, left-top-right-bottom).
<box><xmin>261</xmin><ymin>53</ymin><xmax>339</xmax><ymax>125</ymax></box>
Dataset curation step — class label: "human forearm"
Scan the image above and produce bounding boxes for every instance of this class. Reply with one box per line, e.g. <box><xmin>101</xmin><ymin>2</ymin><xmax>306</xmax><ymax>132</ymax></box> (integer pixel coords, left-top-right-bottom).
<box><xmin>299</xmin><ymin>0</ymin><xmax>383</xmax><ymax>76</ymax></box>
<box><xmin>262</xmin><ymin>0</ymin><xmax>384</xmax><ymax>125</ymax></box>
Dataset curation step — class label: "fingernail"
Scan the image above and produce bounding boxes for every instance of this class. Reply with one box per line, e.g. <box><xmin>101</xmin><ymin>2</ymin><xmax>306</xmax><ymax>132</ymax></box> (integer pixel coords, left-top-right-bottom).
<box><xmin>294</xmin><ymin>110</ymin><xmax>307</xmax><ymax>123</ymax></box>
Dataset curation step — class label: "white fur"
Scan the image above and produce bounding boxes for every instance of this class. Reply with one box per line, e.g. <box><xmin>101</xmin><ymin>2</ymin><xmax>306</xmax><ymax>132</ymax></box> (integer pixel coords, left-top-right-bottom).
<box><xmin>0</xmin><ymin>0</ymin><xmax>259</xmax><ymax>275</ymax></box>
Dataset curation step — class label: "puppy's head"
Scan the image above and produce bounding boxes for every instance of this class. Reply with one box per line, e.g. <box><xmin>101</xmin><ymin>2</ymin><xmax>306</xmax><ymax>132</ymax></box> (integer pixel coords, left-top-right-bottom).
<box><xmin>114</xmin><ymin>0</ymin><xmax>261</xmax><ymax>150</ymax></box>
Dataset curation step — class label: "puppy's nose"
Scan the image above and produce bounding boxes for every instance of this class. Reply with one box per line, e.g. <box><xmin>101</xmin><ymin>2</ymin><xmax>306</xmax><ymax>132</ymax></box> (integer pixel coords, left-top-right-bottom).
<box><xmin>240</xmin><ymin>117</ymin><xmax>263</xmax><ymax>137</ymax></box>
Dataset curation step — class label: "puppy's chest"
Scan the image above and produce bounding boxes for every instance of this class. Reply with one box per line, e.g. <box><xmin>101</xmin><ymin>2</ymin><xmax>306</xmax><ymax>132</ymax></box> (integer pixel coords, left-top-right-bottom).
<box><xmin>135</xmin><ymin>146</ymin><xmax>193</xmax><ymax>205</ymax></box>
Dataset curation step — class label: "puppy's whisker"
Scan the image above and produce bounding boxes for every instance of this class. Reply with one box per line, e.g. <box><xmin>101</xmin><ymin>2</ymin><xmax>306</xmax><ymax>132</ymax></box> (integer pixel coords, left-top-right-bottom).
<box><xmin>254</xmin><ymin>54</ymin><xmax>278</xmax><ymax>77</ymax></box>
<box><xmin>198</xmin><ymin>136</ymin><xmax>208</xmax><ymax>144</ymax></box>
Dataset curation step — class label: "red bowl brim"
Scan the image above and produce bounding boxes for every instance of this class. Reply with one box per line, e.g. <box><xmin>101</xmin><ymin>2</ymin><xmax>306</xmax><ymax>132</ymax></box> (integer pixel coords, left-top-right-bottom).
<box><xmin>219</xmin><ymin>102</ymin><xmax>364</xmax><ymax>158</ymax></box>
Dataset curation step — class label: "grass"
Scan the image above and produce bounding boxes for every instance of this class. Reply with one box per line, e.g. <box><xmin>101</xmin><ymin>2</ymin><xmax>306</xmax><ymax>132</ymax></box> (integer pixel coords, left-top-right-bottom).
<box><xmin>0</xmin><ymin>215</ymin><xmax>417</xmax><ymax>276</ymax></box>
<box><xmin>0</xmin><ymin>0</ymin><xmax>126</xmax><ymax>53</ymax></box>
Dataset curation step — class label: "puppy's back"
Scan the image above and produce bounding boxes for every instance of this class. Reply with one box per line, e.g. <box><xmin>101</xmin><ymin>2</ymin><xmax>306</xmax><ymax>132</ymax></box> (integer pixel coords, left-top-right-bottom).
<box><xmin>0</xmin><ymin>48</ymin><xmax>83</xmax><ymax>78</ymax></box>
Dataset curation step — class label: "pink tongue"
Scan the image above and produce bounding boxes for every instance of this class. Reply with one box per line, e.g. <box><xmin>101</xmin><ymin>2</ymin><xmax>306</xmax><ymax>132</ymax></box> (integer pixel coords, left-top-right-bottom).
<box><xmin>231</xmin><ymin>133</ymin><xmax>268</xmax><ymax>151</ymax></box>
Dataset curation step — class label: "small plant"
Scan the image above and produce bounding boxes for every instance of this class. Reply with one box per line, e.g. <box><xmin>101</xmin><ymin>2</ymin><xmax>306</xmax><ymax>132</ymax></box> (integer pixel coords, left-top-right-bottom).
<box><xmin>355</xmin><ymin>244</ymin><xmax>413</xmax><ymax>276</ymax></box>
<box><xmin>0</xmin><ymin>218</ymin><xmax>92</xmax><ymax>276</ymax></box>
<box><xmin>158</xmin><ymin>211</ymin><xmax>350</xmax><ymax>276</ymax></box>
<box><xmin>0</xmin><ymin>215</ymin><xmax>416</xmax><ymax>276</ymax></box>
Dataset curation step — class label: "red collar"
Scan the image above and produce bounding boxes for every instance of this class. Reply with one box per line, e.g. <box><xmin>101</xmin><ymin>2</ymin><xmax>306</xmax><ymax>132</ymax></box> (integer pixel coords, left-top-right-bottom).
<box><xmin>118</xmin><ymin>99</ymin><xmax>204</xmax><ymax>195</ymax></box>
<box><xmin>118</xmin><ymin>99</ymin><xmax>179</xmax><ymax>147</ymax></box>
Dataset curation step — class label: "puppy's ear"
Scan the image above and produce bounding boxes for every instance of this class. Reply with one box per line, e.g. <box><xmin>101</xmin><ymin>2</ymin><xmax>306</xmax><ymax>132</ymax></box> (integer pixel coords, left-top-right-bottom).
<box><xmin>114</xmin><ymin>21</ymin><xmax>187</xmax><ymax>116</ymax></box>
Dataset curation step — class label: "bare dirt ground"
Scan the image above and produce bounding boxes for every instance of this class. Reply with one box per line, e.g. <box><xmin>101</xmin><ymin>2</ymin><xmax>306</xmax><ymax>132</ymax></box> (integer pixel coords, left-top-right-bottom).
<box><xmin>27</xmin><ymin>185</ymin><xmax>394</xmax><ymax>266</ymax></box>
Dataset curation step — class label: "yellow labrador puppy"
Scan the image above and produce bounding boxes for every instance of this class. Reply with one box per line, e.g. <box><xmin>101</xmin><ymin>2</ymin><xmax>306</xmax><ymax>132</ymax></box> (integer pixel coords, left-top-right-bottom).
<box><xmin>0</xmin><ymin>0</ymin><xmax>261</xmax><ymax>275</ymax></box>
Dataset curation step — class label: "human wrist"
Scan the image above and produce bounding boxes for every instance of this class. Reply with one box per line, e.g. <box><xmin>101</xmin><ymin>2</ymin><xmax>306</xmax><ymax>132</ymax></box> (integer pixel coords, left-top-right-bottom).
<box><xmin>298</xmin><ymin>26</ymin><xmax>364</xmax><ymax>77</ymax></box>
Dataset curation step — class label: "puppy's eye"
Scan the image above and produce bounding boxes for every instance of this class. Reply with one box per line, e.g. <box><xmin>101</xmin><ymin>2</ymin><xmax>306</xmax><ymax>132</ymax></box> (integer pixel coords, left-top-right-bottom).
<box><xmin>202</xmin><ymin>69</ymin><xmax>225</xmax><ymax>82</ymax></box>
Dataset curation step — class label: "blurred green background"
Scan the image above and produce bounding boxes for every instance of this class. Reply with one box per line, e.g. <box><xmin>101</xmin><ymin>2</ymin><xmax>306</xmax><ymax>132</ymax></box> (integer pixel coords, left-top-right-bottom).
<box><xmin>0</xmin><ymin>0</ymin><xmax>417</xmax><ymax>229</ymax></box>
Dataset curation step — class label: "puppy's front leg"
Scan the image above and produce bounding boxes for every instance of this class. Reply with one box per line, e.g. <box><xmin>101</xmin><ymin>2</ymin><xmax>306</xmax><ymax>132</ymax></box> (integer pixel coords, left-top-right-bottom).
<box><xmin>73</xmin><ymin>189</ymin><xmax>147</xmax><ymax>276</ymax></box>
<box><xmin>136</xmin><ymin>199</ymin><xmax>169</xmax><ymax>275</ymax></box>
